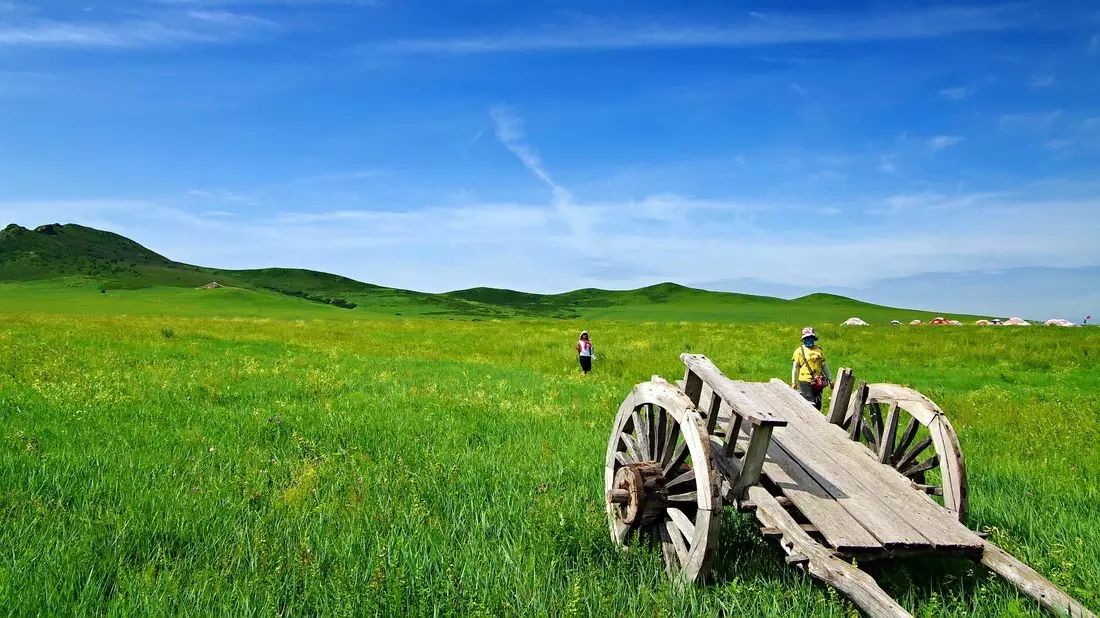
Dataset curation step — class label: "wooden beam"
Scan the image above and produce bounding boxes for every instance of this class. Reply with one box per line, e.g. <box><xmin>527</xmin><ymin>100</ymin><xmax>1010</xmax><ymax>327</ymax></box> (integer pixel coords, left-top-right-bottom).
<box><xmin>981</xmin><ymin>541</ymin><xmax>1096</xmax><ymax>617</ymax></box>
<box><xmin>731</xmin><ymin>424</ymin><xmax>775</xmax><ymax>498</ymax></box>
<box><xmin>680</xmin><ymin>354</ymin><xmax>787</xmax><ymax>427</ymax></box>
<box><xmin>827</xmin><ymin>368</ymin><xmax>854</xmax><ymax>425</ymax></box>
<box><xmin>747</xmin><ymin>485</ymin><xmax>912</xmax><ymax>618</ymax></box>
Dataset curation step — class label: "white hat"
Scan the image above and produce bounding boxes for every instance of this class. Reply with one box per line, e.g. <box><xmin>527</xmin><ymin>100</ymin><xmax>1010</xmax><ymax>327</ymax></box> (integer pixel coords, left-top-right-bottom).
<box><xmin>801</xmin><ymin>327</ymin><xmax>816</xmax><ymax>338</ymax></box>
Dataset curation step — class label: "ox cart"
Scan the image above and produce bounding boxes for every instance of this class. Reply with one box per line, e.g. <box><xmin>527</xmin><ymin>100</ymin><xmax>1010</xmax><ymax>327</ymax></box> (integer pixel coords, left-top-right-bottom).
<box><xmin>604</xmin><ymin>354</ymin><xmax>1093</xmax><ymax>617</ymax></box>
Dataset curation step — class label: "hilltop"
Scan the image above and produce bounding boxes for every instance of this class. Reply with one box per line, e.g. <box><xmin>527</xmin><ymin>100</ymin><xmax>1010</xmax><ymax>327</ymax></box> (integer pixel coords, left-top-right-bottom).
<box><xmin>0</xmin><ymin>222</ymin><xmax>981</xmax><ymax>323</ymax></box>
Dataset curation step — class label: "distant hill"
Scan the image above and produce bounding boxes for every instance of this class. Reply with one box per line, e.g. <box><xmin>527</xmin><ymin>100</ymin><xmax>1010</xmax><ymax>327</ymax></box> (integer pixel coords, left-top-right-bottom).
<box><xmin>0</xmin><ymin>222</ymin><xmax>983</xmax><ymax>323</ymax></box>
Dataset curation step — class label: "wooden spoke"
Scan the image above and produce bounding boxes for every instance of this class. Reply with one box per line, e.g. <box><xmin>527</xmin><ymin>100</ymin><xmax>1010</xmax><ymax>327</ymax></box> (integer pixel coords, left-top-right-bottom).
<box><xmin>663</xmin><ymin>520</ymin><xmax>690</xmax><ymax>565</ymax></box>
<box><xmin>606</xmin><ymin>380</ymin><xmax>720</xmax><ymax>583</ymax></box>
<box><xmin>895</xmin><ymin>436</ymin><xmax>933</xmax><ymax>472</ymax></box>
<box><xmin>666</xmin><ymin>469</ymin><xmax>695</xmax><ymax>489</ymax></box>
<box><xmin>901</xmin><ymin>454</ymin><xmax>939</xmax><ymax>479</ymax></box>
<box><xmin>851</xmin><ymin>384</ymin><xmax>969</xmax><ymax>523</ymax></box>
<box><xmin>660</xmin><ymin>421</ymin><xmax>681</xmax><ymax>469</ymax></box>
<box><xmin>667</xmin><ymin>491</ymin><xmax>698</xmax><ymax>503</ymax></box>
<box><xmin>663</xmin><ymin>441</ymin><xmax>690</xmax><ymax>477</ymax></box>
<box><xmin>653</xmin><ymin>406</ymin><xmax>668</xmax><ymax>462</ymax></box>
<box><xmin>620</xmin><ymin>432</ymin><xmax>642</xmax><ymax>462</ymax></box>
<box><xmin>667</xmin><ymin>507</ymin><xmax>696</xmax><ymax>542</ymax></box>
<box><xmin>894</xmin><ymin>415</ymin><xmax>921</xmax><ymax>458</ymax></box>
<box><xmin>631</xmin><ymin>409</ymin><xmax>651</xmax><ymax>461</ymax></box>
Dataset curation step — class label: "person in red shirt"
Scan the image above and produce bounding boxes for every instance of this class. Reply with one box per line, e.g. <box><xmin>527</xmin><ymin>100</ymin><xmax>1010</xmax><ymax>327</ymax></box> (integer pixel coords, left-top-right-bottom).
<box><xmin>576</xmin><ymin>330</ymin><xmax>594</xmax><ymax>374</ymax></box>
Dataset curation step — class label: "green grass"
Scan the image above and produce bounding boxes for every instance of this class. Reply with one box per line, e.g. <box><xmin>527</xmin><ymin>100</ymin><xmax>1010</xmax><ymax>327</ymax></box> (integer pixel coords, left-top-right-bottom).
<box><xmin>2</xmin><ymin>223</ymin><xmax>992</xmax><ymax>323</ymax></box>
<box><xmin>2</xmin><ymin>311</ymin><xmax>1097</xmax><ymax>615</ymax></box>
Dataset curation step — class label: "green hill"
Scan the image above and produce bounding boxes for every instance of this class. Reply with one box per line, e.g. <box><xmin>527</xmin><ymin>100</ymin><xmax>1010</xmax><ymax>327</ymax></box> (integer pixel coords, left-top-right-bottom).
<box><xmin>0</xmin><ymin>222</ymin><xmax>985</xmax><ymax>323</ymax></box>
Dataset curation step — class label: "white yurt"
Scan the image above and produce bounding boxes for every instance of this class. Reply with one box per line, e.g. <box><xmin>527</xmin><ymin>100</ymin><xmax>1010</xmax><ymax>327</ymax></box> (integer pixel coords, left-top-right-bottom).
<box><xmin>948</xmin><ymin>320</ymin><xmax>963</xmax><ymax>326</ymax></box>
<box><xmin>843</xmin><ymin>317</ymin><xmax>869</xmax><ymax>326</ymax></box>
<box><xmin>1003</xmin><ymin>317</ymin><xmax>1031</xmax><ymax>326</ymax></box>
<box><xmin>910</xmin><ymin>319</ymin><xmax>923</xmax><ymax>325</ymax></box>
<box><xmin>975</xmin><ymin>319</ymin><xmax>991</xmax><ymax>326</ymax></box>
<box><xmin>889</xmin><ymin>320</ymin><xmax>902</xmax><ymax>326</ymax></box>
<box><xmin>1044</xmin><ymin>318</ymin><xmax>1075</xmax><ymax>327</ymax></box>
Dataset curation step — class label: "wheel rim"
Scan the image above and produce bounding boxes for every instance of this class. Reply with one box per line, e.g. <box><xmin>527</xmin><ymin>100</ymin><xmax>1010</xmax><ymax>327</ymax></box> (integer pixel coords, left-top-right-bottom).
<box><xmin>605</xmin><ymin>380</ymin><xmax>720</xmax><ymax>583</ymax></box>
<box><xmin>844</xmin><ymin>384</ymin><xmax>968</xmax><ymax>523</ymax></box>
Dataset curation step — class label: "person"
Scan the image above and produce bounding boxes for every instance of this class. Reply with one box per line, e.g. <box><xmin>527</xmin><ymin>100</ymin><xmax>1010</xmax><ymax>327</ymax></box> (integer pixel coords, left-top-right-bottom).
<box><xmin>576</xmin><ymin>330</ymin><xmax>594</xmax><ymax>374</ymax></box>
<box><xmin>790</xmin><ymin>327</ymin><xmax>831</xmax><ymax>410</ymax></box>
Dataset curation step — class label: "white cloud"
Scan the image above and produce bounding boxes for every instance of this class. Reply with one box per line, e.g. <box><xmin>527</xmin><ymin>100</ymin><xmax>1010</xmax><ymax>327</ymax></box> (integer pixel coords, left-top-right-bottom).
<box><xmin>0</xmin><ymin>10</ymin><xmax>276</xmax><ymax>49</ymax></box>
<box><xmin>1029</xmin><ymin>74</ymin><xmax>1056</xmax><ymax>88</ymax></box>
<box><xmin>1089</xmin><ymin>34</ymin><xmax>1098</xmax><ymax>55</ymax></box>
<box><xmin>187</xmin><ymin>188</ymin><xmax>258</xmax><ymax>205</ymax></box>
<box><xmin>789</xmin><ymin>82</ymin><xmax>807</xmax><ymax>96</ymax></box>
<box><xmin>926</xmin><ymin>135</ymin><xmax>964</xmax><ymax>151</ymax></box>
<box><xmin>376</xmin><ymin>6</ymin><xmax>1016</xmax><ymax>54</ymax></box>
<box><xmin>489</xmin><ymin>106</ymin><xmax>595</xmax><ymax>249</ymax></box>
<box><xmin>938</xmin><ymin>86</ymin><xmax>973</xmax><ymax>101</ymax></box>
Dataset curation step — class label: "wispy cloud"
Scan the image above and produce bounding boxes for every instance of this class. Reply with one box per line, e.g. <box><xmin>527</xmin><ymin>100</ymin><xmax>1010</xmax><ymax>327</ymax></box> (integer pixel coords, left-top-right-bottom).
<box><xmin>1029</xmin><ymin>74</ymin><xmax>1056</xmax><ymax>88</ymax></box>
<box><xmin>376</xmin><ymin>6</ymin><xmax>1016</xmax><ymax>54</ymax></box>
<box><xmin>1089</xmin><ymin>33</ymin><xmax>1098</xmax><ymax>55</ymax></box>
<box><xmin>876</xmin><ymin>154</ymin><xmax>898</xmax><ymax>174</ymax></box>
<box><xmin>938</xmin><ymin>86</ymin><xmax>974</xmax><ymax>101</ymax></box>
<box><xmin>789</xmin><ymin>82</ymin><xmax>807</xmax><ymax>96</ymax></box>
<box><xmin>926</xmin><ymin>135</ymin><xmax>964</xmax><ymax>152</ymax></box>
<box><xmin>296</xmin><ymin>169</ymin><xmax>383</xmax><ymax>184</ymax></box>
<box><xmin>0</xmin><ymin>9</ymin><xmax>276</xmax><ymax>49</ymax></box>
<box><xmin>187</xmin><ymin>188</ymin><xmax>258</xmax><ymax>205</ymax></box>
<box><xmin>999</xmin><ymin>110</ymin><xmax>1062</xmax><ymax>131</ymax></box>
<box><xmin>490</xmin><ymin>106</ymin><xmax>594</xmax><ymax>248</ymax></box>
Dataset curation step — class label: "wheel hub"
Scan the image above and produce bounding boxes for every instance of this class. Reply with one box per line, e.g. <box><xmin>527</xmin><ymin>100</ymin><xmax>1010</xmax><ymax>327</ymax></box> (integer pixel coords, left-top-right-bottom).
<box><xmin>608</xmin><ymin>462</ymin><xmax>668</xmax><ymax>526</ymax></box>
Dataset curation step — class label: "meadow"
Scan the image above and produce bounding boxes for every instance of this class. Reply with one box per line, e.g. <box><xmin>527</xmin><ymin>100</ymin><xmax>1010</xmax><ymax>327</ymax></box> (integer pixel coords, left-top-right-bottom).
<box><xmin>1</xmin><ymin>312</ymin><xmax>1098</xmax><ymax>616</ymax></box>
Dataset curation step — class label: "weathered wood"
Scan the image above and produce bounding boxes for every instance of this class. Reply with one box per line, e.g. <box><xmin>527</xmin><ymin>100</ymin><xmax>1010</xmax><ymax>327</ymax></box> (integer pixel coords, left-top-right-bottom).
<box><xmin>731</xmin><ymin>424</ymin><xmax>775</xmax><ymax>498</ymax></box>
<box><xmin>721</xmin><ymin>413</ymin><xmax>743</xmax><ymax>457</ymax></box>
<box><xmin>717</xmin><ymin>381</ymin><xmax>884</xmax><ymax>552</ymax></box>
<box><xmin>705</xmin><ymin>391</ymin><xmax>724</xmax><ymax>435</ymax></box>
<box><xmin>765</xmin><ymin>380</ymin><xmax>981</xmax><ymax>551</ymax></box>
<box><xmin>747</xmin><ymin>485</ymin><xmax>912</xmax><ymax>618</ymax></box>
<box><xmin>680</xmin><ymin>354</ymin><xmax>787</xmax><ymax>427</ymax></box>
<box><xmin>747</xmin><ymin>383</ymin><xmax>933</xmax><ymax>549</ymax></box>
<box><xmin>981</xmin><ymin>541</ymin><xmax>1097</xmax><ymax>617</ymax></box>
<box><xmin>827</xmin><ymin>367</ymin><xmax>854</xmax><ymax>424</ymax></box>
<box><xmin>606</xmin><ymin>380</ymin><xmax>722</xmax><ymax>584</ymax></box>
<box><xmin>878</xmin><ymin>402</ymin><xmax>901</xmax><ymax>464</ymax></box>
<box><xmin>847</xmin><ymin>381</ymin><xmax>869</xmax><ymax>440</ymax></box>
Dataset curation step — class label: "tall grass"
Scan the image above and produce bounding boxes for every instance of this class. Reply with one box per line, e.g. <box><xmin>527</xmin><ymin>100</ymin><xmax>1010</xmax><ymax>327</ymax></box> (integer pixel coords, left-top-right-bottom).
<box><xmin>1</xmin><ymin>314</ymin><xmax>1097</xmax><ymax>615</ymax></box>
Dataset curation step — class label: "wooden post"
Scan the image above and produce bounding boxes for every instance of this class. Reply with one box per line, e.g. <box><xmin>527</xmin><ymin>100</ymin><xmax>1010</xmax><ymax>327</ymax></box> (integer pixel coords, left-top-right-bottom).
<box><xmin>847</xmin><ymin>381</ymin><xmax>869</xmax><ymax>439</ymax></box>
<box><xmin>731</xmin><ymin>425</ymin><xmax>775</xmax><ymax>498</ymax></box>
<box><xmin>827</xmin><ymin>368</ymin><xmax>854</xmax><ymax>425</ymax></box>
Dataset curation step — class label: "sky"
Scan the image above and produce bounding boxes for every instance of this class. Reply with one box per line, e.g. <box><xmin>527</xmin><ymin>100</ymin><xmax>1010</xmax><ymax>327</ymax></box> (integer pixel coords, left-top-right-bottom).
<box><xmin>1</xmin><ymin>0</ymin><xmax>1098</xmax><ymax>319</ymax></box>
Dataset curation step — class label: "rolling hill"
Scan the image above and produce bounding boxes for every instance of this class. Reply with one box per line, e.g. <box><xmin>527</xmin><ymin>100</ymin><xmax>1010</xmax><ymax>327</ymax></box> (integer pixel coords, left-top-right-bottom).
<box><xmin>0</xmin><ymin>222</ymin><xmax>984</xmax><ymax>323</ymax></box>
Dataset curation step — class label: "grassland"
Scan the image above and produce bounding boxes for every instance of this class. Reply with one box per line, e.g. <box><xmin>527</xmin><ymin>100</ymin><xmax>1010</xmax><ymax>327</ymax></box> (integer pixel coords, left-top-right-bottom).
<box><xmin>2</xmin><ymin>310</ymin><xmax>1097</xmax><ymax>616</ymax></box>
<box><xmin>1</xmin><ymin>223</ymin><xmax>988</xmax><ymax>323</ymax></box>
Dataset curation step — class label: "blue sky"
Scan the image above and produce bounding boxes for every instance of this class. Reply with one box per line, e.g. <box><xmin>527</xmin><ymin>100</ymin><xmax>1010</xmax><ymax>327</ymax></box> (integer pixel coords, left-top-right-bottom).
<box><xmin>1</xmin><ymin>0</ymin><xmax>1098</xmax><ymax>319</ymax></box>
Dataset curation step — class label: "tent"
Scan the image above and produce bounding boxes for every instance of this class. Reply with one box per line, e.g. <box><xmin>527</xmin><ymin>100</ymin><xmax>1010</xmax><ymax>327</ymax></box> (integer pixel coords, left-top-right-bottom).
<box><xmin>930</xmin><ymin>316</ymin><xmax>950</xmax><ymax>325</ymax></box>
<box><xmin>889</xmin><ymin>320</ymin><xmax>902</xmax><ymax>326</ymax></box>
<box><xmin>1044</xmin><ymin>318</ymin><xmax>1076</xmax><ymax>327</ymax></box>
<box><xmin>910</xmin><ymin>319</ymin><xmax>923</xmax><ymax>325</ymax></box>
<box><xmin>843</xmin><ymin>317</ymin><xmax>869</xmax><ymax>326</ymax></box>
<box><xmin>1003</xmin><ymin>317</ymin><xmax>1031</xmax><ymax>326</ymax></box>
<box><xmin>975</xmin><ymin>320</ymin><xmax>991</xmax><ymax>326</ymax></box>
<box><xmin>948</xmin><ymin>320</ymin><xmax>963</xmax><ymax>326</ymax></box>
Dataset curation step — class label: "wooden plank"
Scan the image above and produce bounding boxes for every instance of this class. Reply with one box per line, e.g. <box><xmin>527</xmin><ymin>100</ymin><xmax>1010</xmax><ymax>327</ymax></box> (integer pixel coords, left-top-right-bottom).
<box><xmin>680</xmin><ymin>354</ymin><xmax>787</xmax><ymax>427</ymax></box>
<box><xmin>745</xmin><ymin>383</ymin><xmax>932</xmax><ymax>549</ymax></box>
<box><xmin>827</xmin><ymin>367</ymin><xmax>854</xmax><ymax>425</ymax></box>
<box><xmin>763</xmin><ymin>380</ymin><xmax>981</xmax><ymax>550</ymax></box>
<box><xmin>717</xmin><ymin>384</ymin><xmax>884</xmax><ymax>552</ymax></box>
<box><xmin>981</xmin><ymin>541</ymin><xmax>1096</xmax><ymax>618</ymax></box>
<box><xmin>747</xmin><ymin>485</ymin><xmax>912</xmax><ymax>618</ymax></box>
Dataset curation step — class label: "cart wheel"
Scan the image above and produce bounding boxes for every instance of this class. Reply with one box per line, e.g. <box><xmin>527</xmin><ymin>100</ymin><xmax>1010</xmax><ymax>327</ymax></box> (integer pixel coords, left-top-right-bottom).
<box><xmin>845</xmin><ymin>384</ymin><xmax>968</xmax><ymax>523</ymax></box>
<box><xmin>605</xmin><ymin>379</ymin><xmax>720</xmax><ymax>584</ymax></box>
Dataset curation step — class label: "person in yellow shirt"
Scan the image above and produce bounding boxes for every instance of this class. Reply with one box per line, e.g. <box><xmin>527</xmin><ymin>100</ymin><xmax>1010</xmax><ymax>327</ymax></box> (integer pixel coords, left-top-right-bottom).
<box><xmin>791</xmin><ymin>327</ymin><xmax>831</xmax><ymax>410</ymax></box>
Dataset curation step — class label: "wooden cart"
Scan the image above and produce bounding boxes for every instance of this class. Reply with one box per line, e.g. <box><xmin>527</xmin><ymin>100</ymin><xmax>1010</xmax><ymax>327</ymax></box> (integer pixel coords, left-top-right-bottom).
<box><xmin>604</xmin><ymin>354</ymin><xmax>1094</xmax><ymax>617</ymax></box>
